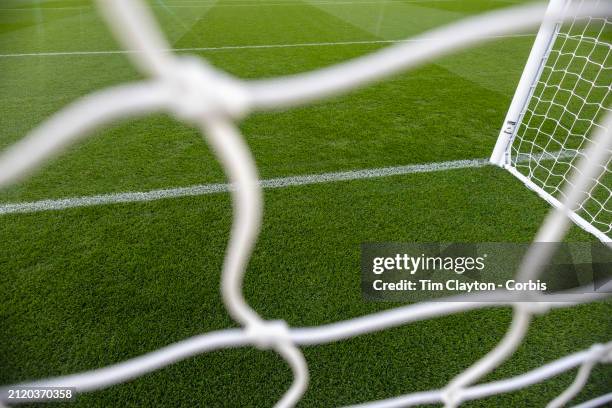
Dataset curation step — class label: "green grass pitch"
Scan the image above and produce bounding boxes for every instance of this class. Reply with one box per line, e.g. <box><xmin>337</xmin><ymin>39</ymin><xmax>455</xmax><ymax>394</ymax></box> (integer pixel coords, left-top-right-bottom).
<box><xmin>0</xmin><ymin>0</ymin><xmax>610</xmax><ymax>407</ymax></box>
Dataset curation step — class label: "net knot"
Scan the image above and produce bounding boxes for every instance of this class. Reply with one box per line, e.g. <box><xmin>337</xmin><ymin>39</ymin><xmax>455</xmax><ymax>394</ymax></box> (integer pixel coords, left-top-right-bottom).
<box><xmin>517</xmin><ymin>301</ymin><xmax>550</xmax><ymax>315</ymax></box>
<box><xmin>246</xmin><ymin>320</ymin><xmax>293</xmax><ymax>350</ymax></box>
<box><xmin>441</xmin><ymin>387</ymin><xmax>463</xmax><ymax>408</ymax></box>
<box><xmin>586</xmin><ymin>343</ymin><xmax>611</xmax><ymax>364</ymax></box>
<box><xmin>163</xmin><ymin>56</ymin><xmax>250</xmax><ymax>122</ymax></box>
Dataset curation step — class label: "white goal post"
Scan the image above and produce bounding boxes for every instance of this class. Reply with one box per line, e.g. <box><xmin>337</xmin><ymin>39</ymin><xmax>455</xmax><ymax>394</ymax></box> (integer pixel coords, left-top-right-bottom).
<box><xmin>490</xmin><ymin>0</ymin><xmax>611</xmax><ymax>244</ymax></box>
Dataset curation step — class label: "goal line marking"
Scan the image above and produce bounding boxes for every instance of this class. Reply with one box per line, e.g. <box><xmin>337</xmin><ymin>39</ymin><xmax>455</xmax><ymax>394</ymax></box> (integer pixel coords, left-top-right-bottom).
<box><xmin>0</xmin><ymin>34</ymin><xmax>534</xmax><ymax>58</ymax></box>
<box><xmin>0</xmin><ymin>158</ymin><xmax>487</xmax><ymax>215</ymax></box>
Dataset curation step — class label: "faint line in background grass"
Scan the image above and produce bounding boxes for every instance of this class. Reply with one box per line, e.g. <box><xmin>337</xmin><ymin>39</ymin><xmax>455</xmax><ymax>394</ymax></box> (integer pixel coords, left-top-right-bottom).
<box><xmin>0</xmin><ymin>34</ymin><xmax>534</xmax><ymax>58</ymax></box>
<box><xmin>0</xmin><ymin>1</ymin><xmax>461</xmax><ymax>12</ymax></box>
<box><xmin>0</xmin><ymin>158</ymin><xmax>487</xmax><ymax>215</ymax></box>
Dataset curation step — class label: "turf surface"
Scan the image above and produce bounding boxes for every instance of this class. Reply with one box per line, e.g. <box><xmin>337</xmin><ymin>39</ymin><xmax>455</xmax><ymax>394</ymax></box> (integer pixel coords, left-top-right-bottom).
<box><xmin>1</xmin><ymin>0</ymin><xmax>610</xmax><ymax>407</ymax></box>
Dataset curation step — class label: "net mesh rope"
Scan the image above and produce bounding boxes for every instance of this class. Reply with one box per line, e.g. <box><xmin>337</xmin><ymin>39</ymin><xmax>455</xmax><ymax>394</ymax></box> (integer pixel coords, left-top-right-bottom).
<box><xmin>510</xmin><ymin>0</ymin><xmax>611</xmax><ymax>239</ymax></box>
<box><xmin>0</xmin><ymin>1</ymin><xmax>611</xmax><ymax>408</ymax></box>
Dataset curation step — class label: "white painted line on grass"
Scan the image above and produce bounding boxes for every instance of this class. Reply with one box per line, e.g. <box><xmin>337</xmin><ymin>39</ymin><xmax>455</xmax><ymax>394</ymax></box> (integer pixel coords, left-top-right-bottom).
<box><xmin>0</xmin><ymin>0</ymin><xmax>463</xmax><ymax>11</ymax></box>
<box><xmin>0</xmin><ymin>34</ymin><xmax>534</xmax><ymax>58</ymax></box>
<box><xmin>0</xmin><ymin>158</ymin><xmax>488</xmax><ymax>215</ymax></box>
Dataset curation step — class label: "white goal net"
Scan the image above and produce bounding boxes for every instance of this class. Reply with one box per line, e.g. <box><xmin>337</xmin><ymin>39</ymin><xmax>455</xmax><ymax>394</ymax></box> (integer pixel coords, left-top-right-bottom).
<box><xmin>1</xmin><ymin>1</ymin><xmax>611</xmax><ymax>408</ymax></box>
<box><xmin>492</xmin><ymin>0</ymin><xmax>611</xmax><ymax>243</ymax></box>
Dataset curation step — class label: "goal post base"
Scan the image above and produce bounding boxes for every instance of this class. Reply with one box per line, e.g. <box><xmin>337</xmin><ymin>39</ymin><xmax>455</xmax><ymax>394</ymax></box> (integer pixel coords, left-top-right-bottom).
<box><xmin>491</xmin><ymin>0</ymin><xmax>610</xmax><ymax>243</ymax></box>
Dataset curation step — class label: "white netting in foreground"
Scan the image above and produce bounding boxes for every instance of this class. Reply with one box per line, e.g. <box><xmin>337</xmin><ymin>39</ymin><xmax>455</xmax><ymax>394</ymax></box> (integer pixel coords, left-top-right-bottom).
<box><xmin>510</xmin><ymin>0</ymin><xmax>611</xmax><ymax>240</ymax></box>
<box><xmin>0</xmin><ymin>1</ymin><xmax>611</xmax><ymax>408</ymax></box>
